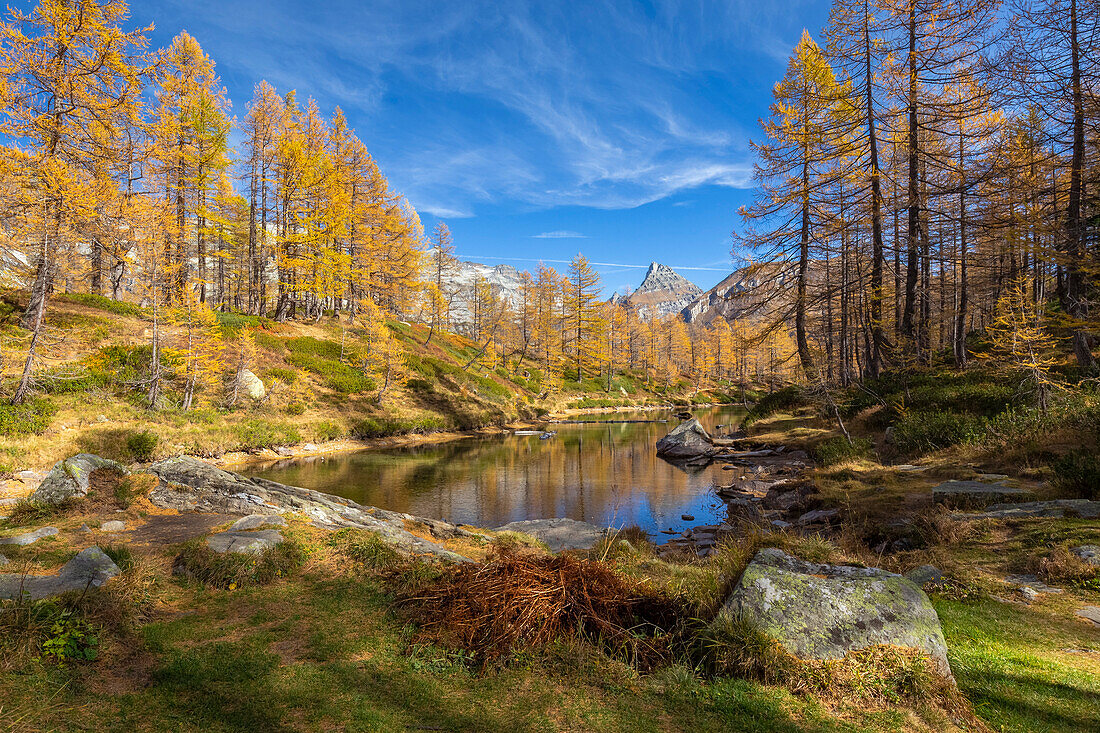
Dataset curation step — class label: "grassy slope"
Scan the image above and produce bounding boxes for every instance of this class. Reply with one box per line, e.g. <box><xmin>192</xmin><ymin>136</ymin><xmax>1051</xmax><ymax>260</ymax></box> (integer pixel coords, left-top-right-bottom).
<box><xmin>0</xmin><ymin>290</ymin><xmax>732</xmax><ymax>475</ymax></box>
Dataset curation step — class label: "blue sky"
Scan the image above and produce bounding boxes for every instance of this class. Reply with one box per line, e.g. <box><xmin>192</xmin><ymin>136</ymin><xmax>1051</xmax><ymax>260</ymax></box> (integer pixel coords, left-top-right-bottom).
<box><xmin>129</xmin><ymin>0</ymin><xmax>830</xmax><ymax>295</ymax></box>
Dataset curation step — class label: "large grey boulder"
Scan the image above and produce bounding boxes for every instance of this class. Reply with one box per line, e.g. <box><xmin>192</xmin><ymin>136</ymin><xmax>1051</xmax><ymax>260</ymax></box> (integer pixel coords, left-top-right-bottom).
<box><xmin>238</xmin><ymin>369</ymin><xmax>266</xmax><ymax>400</ymax></box>
<box><xmin>0</xmin><ymin>527</ymin><xmax>59</xmax><ymax>546</ymax></box>
<box><xmin>31</xmin><ymin>454</ymin><xmax>129</xmax><ymax>504</ymax></box>
<box><xmin>0</xmin><ymin>547</ymin><xmax>120</xmax><ymax>601</ymax></box>
<box><xmin>147</xmin><ymin>456</ymin><xmax>471</xmax><ymax>561</ymax></box>
<box><xmin>932</xmin><ymin>480</ymin><xmax>1034</xmax><ymax>509</ymax></box>
<box><xmin>493</xmin><ymin>518</ymin><xmax>608</xmax><ymax>552</ymax></box>
<box><xmin>656</xmin><ymin>419</ymin><xmax>716</xmax><ymax>460</ymax></box>
<box><xmin>206</xmin><ymin>529</ymin><xmax>283</xmax><ymax>554</ymax></box>
<box><xmin>719</xmin><ymin>548</ymin><xmax>950</xmax><ymax>674</ymax></box>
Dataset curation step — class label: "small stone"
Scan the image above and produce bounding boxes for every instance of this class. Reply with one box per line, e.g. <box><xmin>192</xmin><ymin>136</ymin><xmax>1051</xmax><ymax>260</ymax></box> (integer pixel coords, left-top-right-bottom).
<box><xmin>302</xmin><ymin>443</ymin><xmax>319</xmax><ymax>452</ymax></box>
<box><xmin>905</xmin><ymin>564</ymin><xmax>943</xmax><ymax>586</ymax></box>
<box><xmin>1019</xmin><ymin>586</ymin><xmax>1039</xmax><ymax>602</ymax></box>
<box><xmin>681</xmin><ymin>514</ymin><xmax>695</xmax><ymax>521</ymax></box>
<box><xmin>96</xmin><ymin>414</ymin><xmax>109</xmax><ymax>423</ymax></box>
<box><xmin>100</xmin><ymin>520</ymin><xmax>126</xmax><ymax>532</ymax></box>
<box><xmin>977</xmin><ymin>473</ymin><xmax>1008</xmax><ymax>481</ymax></box>
<box><xmin>79</xmin><ymin>523</ymin><xmax>91</xmax><ymax>532</ymax></box>
<box><xmin>1077</xmin><ymin>606</ymin><xmax>1100</xmax><ymax>627</ymax></box>
<box><xmin>230</xmin><ymin>514</ymin><xmax>287</xmax><ymax>531</ymax></box>
<box><xmin>1073</xmin><ymin>545</ymin><xmax>1100</xmax><ymax>566</ymax></box>
<box><xmin>771</xmin><ymin>520</ymin><xmax>791</xmax><ymax>529</ymax></box>
<box><xmin>275</xmin><ymin>447</ymin><xmax>294</xmax><ymax>457</ymax></box>
<box><xmin>0</xmin><ymin>527</ymin><xmax>59</xmax><ymax>546</ymax></box>
<box><xmin>796</xmin><ymin>508</ymin><xmax>839</xmax><ymax>526</ymax></box>
<box><xmin>1006</xmin><ymin>574</ymin><xmax>1064</xmax><ymax>594</ymax></box>
<box><xmin>0</xmin><ymin>554</ymin><xmax>7</xmax><ymax>566</ymax></box>
<box><xmin>17</xmin><ymin>470</ymin><xmax>41</xmax><ymax>482</ymax></box>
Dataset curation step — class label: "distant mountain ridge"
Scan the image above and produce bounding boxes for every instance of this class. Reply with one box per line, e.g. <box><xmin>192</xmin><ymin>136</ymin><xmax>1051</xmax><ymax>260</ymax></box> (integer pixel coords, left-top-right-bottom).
<box><xmin>615</xmin><ymin>262</ymin><xmax>702</xmax><ymax>320</ymax></box>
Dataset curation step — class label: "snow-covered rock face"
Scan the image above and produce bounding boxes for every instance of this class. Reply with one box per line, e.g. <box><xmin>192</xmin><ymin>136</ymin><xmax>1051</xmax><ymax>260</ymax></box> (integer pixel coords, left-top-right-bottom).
<box><xmin>618</xmin><ymin>262</ymin><xmax>702</xmax><ymax>320</ymax></box>
<box><xmin>425</xmin><ymin>249</ymin><xmax>525</xmax><ymax>327</ymax></box>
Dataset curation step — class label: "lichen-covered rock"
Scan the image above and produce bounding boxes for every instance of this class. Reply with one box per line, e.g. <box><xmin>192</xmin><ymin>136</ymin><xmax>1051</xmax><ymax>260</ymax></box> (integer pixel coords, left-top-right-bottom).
<box><xmin>100</xmin><ymin>520</ymin><xmax>126</xmax><ymax>533</ymax></box>
<box><xmin>719</xmin><ymin>548</ymin><xmax>950</xmax><ymax>674</ymax></box>
<box><xmin>905</xmin><ymin>565</ymin><xmax>943</xmax><ymax>586</ymax></box>
<box><xmin>932</xmin><ymin>480</ymin><xmax>1034</xmax><ymax>509</ymax></box>
<box><xmin>207</xmin><ymin>529</ymin><xmax>283</xmax><ymax>554</ymax></box>
<box><xmin>147</xmin><ymin>456</ymin><xmax>471</xmax><ymax>561</ymax></box>
<box><xmin>953</xmin><ymin>499</ymin><xmax>1100</xmax><ymax>520</ymax></box>
<box><xmin>655</xmin><ymin>419</ymin><xmax>715</xmax><ymax>460</ymax></box>
<box><xmin>31</xmin><ymin>454</ymin><xmax>130</xmax><ymax>504</ymax></box>
<box><xmin>1073</xmin><ymin>545</ymin><xmax>1100</xmax><ymax>566</ymax></box>
<box><xmin>0</xmin><ymin>547</ymin><xmax>120</xmax><ymax>600</ymax></box>
<box><xmin>493</xmin><ymin>518</ymin><xmax>607</xmax><ymax>552</ymax></box>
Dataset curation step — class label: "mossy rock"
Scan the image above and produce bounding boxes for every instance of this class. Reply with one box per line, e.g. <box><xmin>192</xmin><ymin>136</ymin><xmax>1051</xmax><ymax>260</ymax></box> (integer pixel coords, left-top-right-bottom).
<box><xmin>719</xmin><ymin>548</ymin><xmax>950</xmax><ymax>674</ymax></box>
<box><xmin>31</xmin><ymin>453</ymin><xmax>130</xmax><ymax>504</ymax></box>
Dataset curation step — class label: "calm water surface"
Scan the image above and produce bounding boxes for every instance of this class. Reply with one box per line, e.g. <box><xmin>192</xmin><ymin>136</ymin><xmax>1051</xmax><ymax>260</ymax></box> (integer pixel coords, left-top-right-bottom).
<box><xmin>242</xmin><ymin>406</ymin><xmax>746</xmax><ymax>539</ymax></box>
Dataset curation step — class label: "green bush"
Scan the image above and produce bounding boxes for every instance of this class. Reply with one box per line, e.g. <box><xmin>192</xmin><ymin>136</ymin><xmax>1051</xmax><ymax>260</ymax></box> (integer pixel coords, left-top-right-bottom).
<box><xmin>0</xmin><ymin>397</ymin><xmax>57</xmax><ymax>436</ymax></box>
<box><xmin>56</xmin><ymin>292</ymin><xmax>146</xmax><ymax>318</ymax></box>
<box><xmin>890</xmin><ymin>411</ymin><xmax>986</xmax><ymax>455</ymax></box>
<box><xmin>285</xmin><ymin>336</ymin><xmax>347</xmax><ymax>360</ymax></box>
<box><xmin>234</xmin><ymin>420</ymin><xmax>302</xmax><ymax>450</ymax></box>
<box><xmin>812</xmin><ymin>436</ymin><xmax>872</xmax><ymax>467</ymax></box>
<box><xmin>263</xmin><ymin>366</ymin><xmax>298</xmax><ymax>385</ymax></box>
<box><xmin>253</xmin><ymin>331</ymin><xmax>283</xmax><ymax>351</ymax></box>
<box><xmin>742</xmin><ymin>386</ymin><xmax>804</xmax><ymax>427</ymax></box>
<box><xmin>351</xmin><ymin>415</ymin><xmax>448</xmax><ymax>439</ymax></box>
<box><xmin>326</xmin><ymin>529</ymin><xmax>401</xmax><ymax>570</ymax></box>
<box><xmin>173</xmin><ymin>539</ymin><xmax>306</xmax><ymax>589</ymax></box>
<box><xmin>215</xmin><ymin>311</ymin><xmax>268</xmax><ymax>338</ymax></box>
<box><xmin>311</xmin><ymin>420</ymin><xmax>343</xmax><ymax>442</ymax></box>
<box><xmin>286</xmin><ymin>352</ymin><xmax>373</xmax><ymax>394</ymax></box>
<box><xmin>126</xmin><ymin>430</ymin><xmax>158</xmax><ymax>462</ymax></box>
<box><xmin>1052</xmin><ymin>451</ymin><xmax>1100</xmax><ymax>500</ymax></box>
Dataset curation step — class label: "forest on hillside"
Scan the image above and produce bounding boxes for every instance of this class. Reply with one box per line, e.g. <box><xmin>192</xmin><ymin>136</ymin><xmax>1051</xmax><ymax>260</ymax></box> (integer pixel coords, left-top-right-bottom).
<box><xmin>740</xmin><ymin>0</ymin><xmax>1100</xmax><ymax>397</ymax></box>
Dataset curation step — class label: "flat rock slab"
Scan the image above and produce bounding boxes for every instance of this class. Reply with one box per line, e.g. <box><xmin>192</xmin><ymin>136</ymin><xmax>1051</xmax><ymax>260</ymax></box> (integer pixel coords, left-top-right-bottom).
<box><xmin>493</xmin><ymin>518</ymin><xmax>608</xmax><ymax>552</ymax></box>
<box><xmin>127</xmin><ymin>513</ymin><xmax>232</xmax><ymax>548</ymax></box>
<box><xmin>720</xmin><ymin>548</ymin><xmax>950</xmax><ymax>674</ymax></box>
<box><xmin>1006</xmin><ymin>574</ymin><xmax>1064</xmax><ymax>594</ymax></box>
<box><xmin>1077</xmin><ymin>606</ymin><xmax>1100</xmax><ymax>627</ymax></box>
<box><xmin>32</xmin><ymin>454</ymin><xmax>129</xmax><ymax>504</ymax></box>
<box><xmin>0</xmin><ymin>547</ymin><xmax>120</xmax><ymax>600</ymax></box>
<box><xmin>932</xmin><ymin>481</ymin><xmax>1034</xmax><ymax>509</ymax></box>
<box><xmin>953</xmin><ymin>499</ymin><xmax>1100</xmax><ymax>520</ymax></box>
<box><xmin>148</xmin><ymin>456</ymin><xmax>471</xmax><ymax>561</ymax></box>
<box><xmin>0</xmin><ymin>527</ymin><xmax>59</xmax><ymax>546</ymax></box>
<box><xmin>231</xmin><ymin>514</ymin><xmax>288</xmax><ymax>531</ymax></box>
<box><xmin>206</xmin><ymin>529</ymin><xmax>284</xmax><ymax>554</ymax></box>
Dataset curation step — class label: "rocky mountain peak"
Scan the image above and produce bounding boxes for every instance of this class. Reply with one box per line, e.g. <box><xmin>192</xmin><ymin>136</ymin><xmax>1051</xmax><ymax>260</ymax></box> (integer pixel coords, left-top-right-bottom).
<box><xmin>636</xmin><ymin>262</ymin><xmax>700</xmax><ymax>298</ymax></box>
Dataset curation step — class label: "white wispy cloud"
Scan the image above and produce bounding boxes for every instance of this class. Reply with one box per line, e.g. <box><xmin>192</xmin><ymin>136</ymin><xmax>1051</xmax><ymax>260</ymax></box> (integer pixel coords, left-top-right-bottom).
<box><xmin>532</xmin><ymin>231</ymin><xmax>587</xmax><ymax>239</ymax></box>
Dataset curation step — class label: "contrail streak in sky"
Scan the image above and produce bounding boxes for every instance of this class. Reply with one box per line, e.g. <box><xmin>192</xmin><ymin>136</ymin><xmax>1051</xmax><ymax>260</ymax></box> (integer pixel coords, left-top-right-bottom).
<box><xmin>460</xmin><ymin>255</ymin><xmax>730</xmax><ymax>272</ymax></box>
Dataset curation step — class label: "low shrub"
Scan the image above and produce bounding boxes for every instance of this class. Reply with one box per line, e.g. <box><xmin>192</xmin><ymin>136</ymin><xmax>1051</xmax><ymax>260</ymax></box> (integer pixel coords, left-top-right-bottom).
<box><xmin>1051</xmin><ymin>450</ymin><xmax>1100</xmax><ymax>500</ymax></box>
<box><xmin>234</xmin><ymin>420</ymin><xmax>302</xmax><ymax>451</ymax></box>
<box><xmin>56</xmin><ymin>292</ymin><xmax>146</xmax><ymax>318</ymax></box>
<box><xmin>1024</xmin><ymin>545</ymin><xmax>1100</xmax><ymax>588</ymax></box>
<box><xmin>286</xmin><ymin>352</ymin><xmax>373</xmax><ymax>394</ymax></box>
<box><xmin>812</xmin><ymin>436</ymin><xmax>872</xmax><ymax>467</ymax></box>
<box><xmin>284</xmin><ymin>402</ymin><xmax>306</xmax><ymax>416</ymax></box>
<box><xmin>263</xmin><ymin>366</ymin><xmax>298</xmax><ymax>385</ymax></box>
<box><xmin>890</xmin><ymin>411</ymin><xmax>985</xmax><ymax>455</ymax></box>
<box><xmin>0</xmin><ymin>397</ymin><xmax>58</xmax><ymax>436</ymax></box>
<box><xmin>172</xmin><ymin>539</ymin><xmax>306</xmax><ymax>589</ymax></box>
<box><xmin>351</xmin><ymin>415</ymin><xmax>448</xmax><ymax>439</ymax></box>
<box><xmin>311</xmin><ymin>420</ymin><xmax>343</xmax><ymax>442</ymax></box>
<box><xmin>126</xmin><ymin>429</ymin><xmax>159</xmax><ymax>462</ymax></box>
<box><xmin>253</xmin><ymin>331</ymin><xmax>283</xmax><ymax>351</ymax></box>
<box><xmin>326</xmin><ymin>528</ymin><xmax>401</xmax><ymax>570</ymax></box>
<box><xmin>741</xmin><ymin>386</ymin><xmax>804</xmax><ymax>427</ymax></box>
<box><xmin>285</xmin><ymin>336</ymin><xmax>346</xmax><ymax>360</ymax></box>
<box><xmin>3</xmin><ymin>499</ymin><xmax>70</xmax><ymax>527</ymax></box>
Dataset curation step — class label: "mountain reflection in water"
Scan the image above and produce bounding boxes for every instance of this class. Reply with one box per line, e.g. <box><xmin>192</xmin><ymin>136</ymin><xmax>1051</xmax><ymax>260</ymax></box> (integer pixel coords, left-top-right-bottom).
<box><xmin>242</xmin><ymin>406</ymin><xmax>747</xmax><ymax>540</ymax></box>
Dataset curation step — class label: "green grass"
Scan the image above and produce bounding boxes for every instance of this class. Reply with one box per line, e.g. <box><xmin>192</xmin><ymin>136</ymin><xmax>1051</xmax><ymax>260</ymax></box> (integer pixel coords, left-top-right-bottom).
<box><xmin>0</xmin><ymin>396</ymin><xmax>58</xmax><ymax>436</ymax></box>
<box><xmin>55</xmin><ymin>292</ymin><xmax>147</xmax><ymax>318</ymax></box>
<box><xmin>936</xmin><ymin>597</ymin><xmax>1100</xmax><ymax>733</ymax></box>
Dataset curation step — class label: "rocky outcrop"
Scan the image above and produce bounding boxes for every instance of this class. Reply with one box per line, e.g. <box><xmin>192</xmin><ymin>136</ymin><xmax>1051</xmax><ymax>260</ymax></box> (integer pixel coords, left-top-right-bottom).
<box><xmin>31</xmin><ymin>454</ymin><xmax>129</xmax><ymax>504</ymax></box>
<box><xmin>0</xmin><ymin>547</ymin><xmax>120</xmax><ymax>601</ymax></box>
<box><xmin>147</xmin><ymin>456</ymin><xmax>474</xmax><ymax>561</ymax></box>
<box><xmin>1074</xmin><ymin>546</ymin><xmax>1100</xmax><ymax>566</ymax></box>
<box><xmin>493</xmin><ymin>518</ymin><xmax>607</xmax><ymax>552</ymax></box>
<box><xmin>655</xmin><ymin>419</ymin><xmax>716</xmax><ymax>460</ymax></box>
<box><xmin>932</xmin><ymin>480</ymin><xmax>1034</xmax><ymax>509</ymax></box>
<box><xmin>719</xmin><ymin>548</ymin><xmax>950</xmax><ymax>674</ymax></box>
<box><xmin>952</xmin><ymin>499</ymin><xmax>1100</xmax><ymax>520</ymax></box>
<box><xmin>231</xmin><ymin>514</ymin><xmax>287</xmax><ymax>531</ymax></box>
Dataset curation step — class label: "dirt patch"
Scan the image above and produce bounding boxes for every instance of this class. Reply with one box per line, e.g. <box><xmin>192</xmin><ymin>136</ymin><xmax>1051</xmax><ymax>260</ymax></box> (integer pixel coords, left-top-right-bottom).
<box><xmin>127</xmin><ymin>513</ymin><xmax>234</xmax><ymax>549</ymax></box>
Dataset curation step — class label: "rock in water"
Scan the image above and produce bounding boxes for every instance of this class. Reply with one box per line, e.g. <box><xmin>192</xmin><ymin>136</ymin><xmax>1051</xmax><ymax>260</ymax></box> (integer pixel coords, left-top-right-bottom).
<box><xmin>0</xmin><ymin>547</ymin><xmax>120</xmax><ymax>601</ymax></box>
<box><xmin>31</xmin><ymin>454</ymin><xmax>130</xmax><ymax>504</ymax></box>
<box><xmin>719</xmin><ymin>548</ymin><xmax>950</xmax><ymax>674</ymax></box>
<box><xmin>238</xmin><ymin>369</ymin><xmax>266</xmax><ymax>400</ymax></box>
<box><xmin>206</xmin><ymin>529</ymin><xmax>283</xmax><ymax>554</ymax></box>
<box><xmin>493</xmin><ymin>518</ymin><xmax>607</xmax><ymax>552</ymax></box>
<box><xmin>655</xmin><ymin>419</ymin><xmax>716</xmax><ymax>460</ymax></box>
